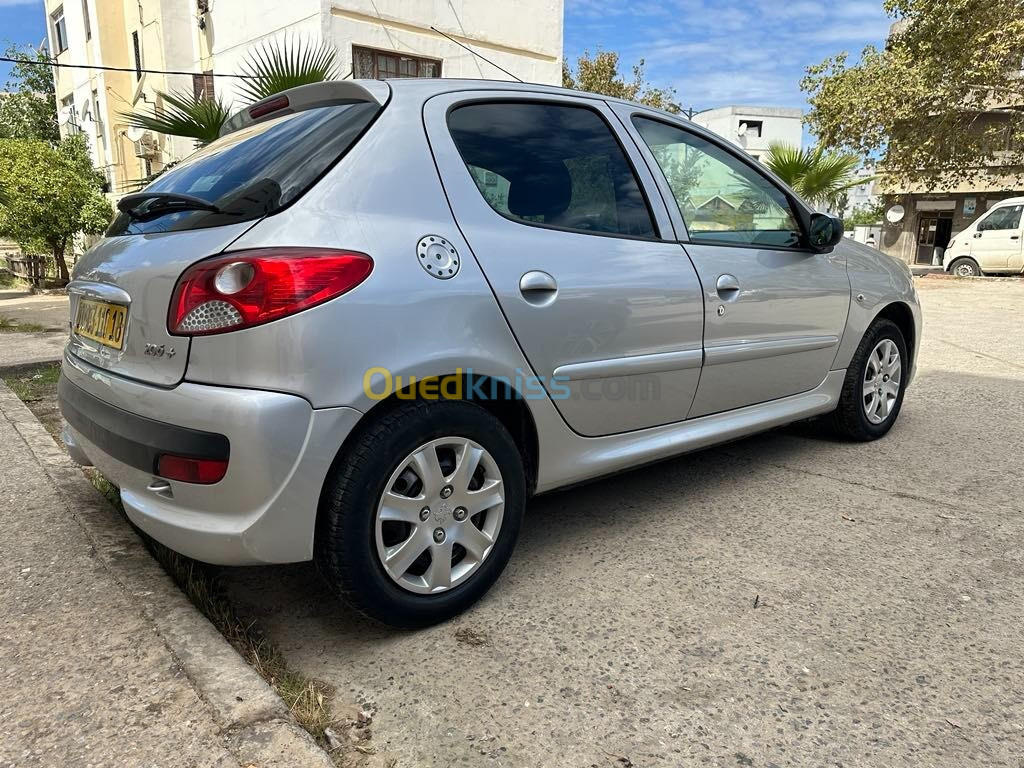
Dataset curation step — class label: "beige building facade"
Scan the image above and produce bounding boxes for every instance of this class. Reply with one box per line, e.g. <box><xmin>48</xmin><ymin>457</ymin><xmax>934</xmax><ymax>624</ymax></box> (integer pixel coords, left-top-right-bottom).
<box><xmin>44</xmin><ymin>0</ymin><xmax>564</xmax><ymax>198</ymax></box>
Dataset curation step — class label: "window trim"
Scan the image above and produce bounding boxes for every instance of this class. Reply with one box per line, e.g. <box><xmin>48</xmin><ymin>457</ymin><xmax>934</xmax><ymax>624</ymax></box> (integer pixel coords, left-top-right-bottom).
<box><xmin>81</xmin><ymin>0</ymin><xmax>91</xmax><ymax>41</ymax></box>
<box><xmin>352</xmin><ymin>44</ymin><xmax>442</xmax><ymax>79</ymax></box>
<box><xmin>445</xmin><ymin>97</ymin><xmax>665</xmax><ymax>243</ymax></box>
<box><xmin>627</xmin><ymin>111</ymin><xmax>817</xmax><ymax>253</ymax></box>
<box><xmin>51</xmin><ymin>6</ymin><xmax>68</xmax><ymax>54</ymax></box>
<box><xmin>131</xmin><ymin>30</ymin><xmax>142</xmax><ymax>80</ymax></box>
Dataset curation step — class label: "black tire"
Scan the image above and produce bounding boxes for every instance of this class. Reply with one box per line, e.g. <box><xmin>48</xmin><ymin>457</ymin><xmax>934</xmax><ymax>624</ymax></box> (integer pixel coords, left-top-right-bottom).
<box><xmin>949</xmin><ymin>257</ymin><xmax>983</xmax><ymax>277</ymax></box>
<box><xmin>315</xmin><ymin>399</ymin><xmax>525</xmax><ymax>628</ymax></box>
<box><xmin>831</xmin><ymin>318</ymin><xmax>909</xmax><ymax>441</ymax></box>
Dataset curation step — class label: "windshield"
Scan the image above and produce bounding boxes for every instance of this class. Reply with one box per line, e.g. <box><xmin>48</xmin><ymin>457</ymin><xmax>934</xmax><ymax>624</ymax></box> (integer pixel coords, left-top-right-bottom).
<box><xmin>107</xmin><ymin>101</ymin><xmax>380</xmax><ymax>236</ymax></box>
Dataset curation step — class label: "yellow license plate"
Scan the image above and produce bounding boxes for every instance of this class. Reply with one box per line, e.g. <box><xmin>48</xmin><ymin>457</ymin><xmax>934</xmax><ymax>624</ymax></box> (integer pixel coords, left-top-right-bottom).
<box><xmin>74</xmin><ymin>299</ymin><xmax>127</xmax><ymax>350</ymax></box>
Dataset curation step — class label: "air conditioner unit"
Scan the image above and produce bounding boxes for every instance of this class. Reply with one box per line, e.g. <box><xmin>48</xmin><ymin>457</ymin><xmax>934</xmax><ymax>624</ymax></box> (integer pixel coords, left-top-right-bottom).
<box><xmin>133</xmin><ymin>133</ymin><xmax>159</xmax><ymax>158</ymax></box>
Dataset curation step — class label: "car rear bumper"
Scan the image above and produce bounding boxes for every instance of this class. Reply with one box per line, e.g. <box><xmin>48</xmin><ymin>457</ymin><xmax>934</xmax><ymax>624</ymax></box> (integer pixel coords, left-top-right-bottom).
<box><xmin>58</xmin><ymin>352</ymin><xmax>362</xmax><ymax>565</ymax></box>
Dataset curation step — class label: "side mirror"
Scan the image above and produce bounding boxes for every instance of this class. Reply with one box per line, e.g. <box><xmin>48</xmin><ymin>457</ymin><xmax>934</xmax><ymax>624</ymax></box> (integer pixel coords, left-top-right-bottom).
<box><xmin>808</xmin><ymin>213</ymin><xmax>844</xmax><ymax>251</ymax></box>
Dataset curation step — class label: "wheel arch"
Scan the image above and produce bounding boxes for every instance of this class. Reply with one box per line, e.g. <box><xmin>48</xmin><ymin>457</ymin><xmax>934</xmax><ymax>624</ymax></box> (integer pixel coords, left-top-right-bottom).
<box><xmin>319</xmin><ymin>372</ymin><xmax>540</xmax><ymax>513</ymax></box>
<box><xmin>874</xmin><ymin>301</ymin><xmax>916</xmax><ymax>372</ymax></box>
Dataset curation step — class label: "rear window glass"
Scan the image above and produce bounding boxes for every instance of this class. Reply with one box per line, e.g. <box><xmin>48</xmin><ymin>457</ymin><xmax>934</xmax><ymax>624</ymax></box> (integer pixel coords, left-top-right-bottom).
<box><xmin>107</xmin><ymin>101</ymin><xmax>380</xmax><ymax>236</ymax></box>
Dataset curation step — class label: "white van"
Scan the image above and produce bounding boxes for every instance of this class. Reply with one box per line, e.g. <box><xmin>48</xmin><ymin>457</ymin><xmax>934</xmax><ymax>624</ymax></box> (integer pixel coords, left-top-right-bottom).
<box><xmin>943</xmin><ymin>197</ymin><xmax>1024</xmax><ymax>276</ymax></box>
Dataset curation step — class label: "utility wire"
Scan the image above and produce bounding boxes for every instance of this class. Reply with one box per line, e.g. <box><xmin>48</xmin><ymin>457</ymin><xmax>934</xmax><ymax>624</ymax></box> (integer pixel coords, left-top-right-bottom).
<box><xmin>0</xmin><ymin>55</ymin><xmax>256</xmax><ymax>79</ymax></box>
<box><xmin>428</xmin><ymin>26</ymin><xmax>522</xmax><ymax>83</ymax></box>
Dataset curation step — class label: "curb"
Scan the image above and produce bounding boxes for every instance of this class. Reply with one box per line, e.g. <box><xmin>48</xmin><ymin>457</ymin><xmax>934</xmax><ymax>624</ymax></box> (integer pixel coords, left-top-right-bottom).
<box><xmin>0</xmin><ymin>381</ymin><xmax>334</xmax><ymax>768</ymax></box>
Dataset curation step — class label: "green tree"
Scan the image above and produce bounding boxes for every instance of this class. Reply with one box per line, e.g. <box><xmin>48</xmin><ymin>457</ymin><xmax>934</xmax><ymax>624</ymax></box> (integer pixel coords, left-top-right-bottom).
<box><xmin>845</xmin><ymin>200</ymin><xmax>886</xmax><ymax>227</ymax></box>
<box><xmin>125</xmin><ymin>38</ymin><xmax>339</xmax><ymax>145</ymax></box>
<box><xmin>0</xmin><ymin>135</ymin><xmax>113</xmax><ymax>282</ymax></box>
<box><xmin>763</xmin><ymin>142</ymin><xmax>868</xmax><ymax>208</ymax></box>
<box><xmin>563</xmin><ymin>50</ymin><xmax>679</xmax><ymax>113</ymax></box>
<box><xmin>0</xmin><ymin>45</ymin><xmax>60</xmax><ymax>143</ymax></box>
<box><xmin>802</xmin><ymin>0</ymin><xmax>1024</xmax><ymax>187</ymax></box>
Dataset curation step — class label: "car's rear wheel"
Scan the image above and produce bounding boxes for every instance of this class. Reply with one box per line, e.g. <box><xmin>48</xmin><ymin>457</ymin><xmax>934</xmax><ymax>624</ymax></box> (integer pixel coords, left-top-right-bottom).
<box><xmin>949</xmin><ymin>257</ymin><xmax>983</xmax><ymax>277</ymax></box>
<box><xmin>831</xmin><ymin>318</ymin><xmax>908</xmax><ymax>441</ymax></box>
<box><xmin>315</xmin><ymin>400</ymin><xmax>525</xmax><ymax>628</ymax></box>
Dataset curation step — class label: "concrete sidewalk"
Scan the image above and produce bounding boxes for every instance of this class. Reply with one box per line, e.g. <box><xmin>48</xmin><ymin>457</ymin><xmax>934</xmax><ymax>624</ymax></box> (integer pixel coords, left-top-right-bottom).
<box><xmin>0</xmin><ymin>331</ymin><xmax>67</xmax><ymax>371</ymax></box>
<box><xmin>0</xmin><ymin>383</ymin><xmax>332</xmax><ymax>767</ymax></box>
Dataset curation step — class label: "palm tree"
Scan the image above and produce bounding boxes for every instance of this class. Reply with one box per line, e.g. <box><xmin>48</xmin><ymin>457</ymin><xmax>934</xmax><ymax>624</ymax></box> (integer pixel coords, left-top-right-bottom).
<box><xmin>763</xmin><ymin>143</ymin><xmax>871</xmax><ymax>210</ymax></box>
<box><xmin>123</xmin><ymin>38</ymin><xmax>339</xmax><ymax>146</ymax></box>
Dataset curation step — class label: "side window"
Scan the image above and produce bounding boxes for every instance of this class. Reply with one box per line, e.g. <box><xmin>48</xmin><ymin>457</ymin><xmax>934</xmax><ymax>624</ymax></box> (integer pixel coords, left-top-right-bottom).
<box><xmin>978</xmin><ymin>205</ymin><xmax>1022</xmax><ymax>231</ymax></box>
<box><xmin>632</xmin><ymin>116</ymin><xmax>803</xmax><ymax>249</ymax></box>
<box><xmin>448</xmin><ymin>102</ymin><xmax>657</xmax><ymax>238</ymax></box>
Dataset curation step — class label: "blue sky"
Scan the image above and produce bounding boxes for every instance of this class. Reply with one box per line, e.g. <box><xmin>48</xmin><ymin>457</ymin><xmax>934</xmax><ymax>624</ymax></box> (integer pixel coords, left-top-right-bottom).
<box><xmin>4</xmin><ymin>0</ymin><xmax>891</xmax><ymax>117</ymax></box>
<box><xmin>0</xmin><ymin>0</ymin><xmax>45</xmax><ymax>84</ymax></box>
<box><xmin>564</xmin><ymin>0</ymin><xmax>893</xmax><ymax>112</ymax></box>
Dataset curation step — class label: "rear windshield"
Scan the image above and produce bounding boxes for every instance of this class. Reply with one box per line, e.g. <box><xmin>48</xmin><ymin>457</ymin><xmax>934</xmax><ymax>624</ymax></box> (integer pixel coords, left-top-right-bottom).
<box><xmin>107</xmin><ymin>101</ymin><xmax>380</xmax><ymax>236</ymax></box>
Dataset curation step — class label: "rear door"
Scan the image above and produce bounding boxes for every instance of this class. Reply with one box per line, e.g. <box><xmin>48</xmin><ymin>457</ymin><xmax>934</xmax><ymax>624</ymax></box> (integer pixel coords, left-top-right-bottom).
<box><xmin>969</xmin><ymin>204</ymin><xmax>1023</xmax><ymax>271</ymax></box>
<box><xmin>615</xmin><ymin>107</ymin><xmax>851</xmax><ymax>418</ymax></box>
<box><xmin>424</xmin><ymin>91</ymin><xmax>704</xmax><ymax>436</ymax></box>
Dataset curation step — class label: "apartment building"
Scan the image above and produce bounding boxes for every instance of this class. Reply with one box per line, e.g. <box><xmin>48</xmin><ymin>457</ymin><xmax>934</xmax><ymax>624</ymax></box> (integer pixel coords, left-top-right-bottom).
<box><xmin>43</xmin><ymin>0</ymin><xmax>564</xmax><ymax>197</ymax></box>
<box><xmin>691</xmin><ymin>105</ymin><xmax>803</xmax><ymax>162</ymax></box>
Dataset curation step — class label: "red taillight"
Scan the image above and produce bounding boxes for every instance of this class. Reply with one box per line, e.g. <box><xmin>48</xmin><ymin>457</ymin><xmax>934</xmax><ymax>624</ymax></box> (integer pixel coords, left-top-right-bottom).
<box><xmin>169</xmin><ymin>248</ymin><xmax>373</xmax><ymax>336</ymax></box>
<box><xmin>157</xmin><ymin>454</ymin><xmax>229</xmax><ymax>484</ymax></box>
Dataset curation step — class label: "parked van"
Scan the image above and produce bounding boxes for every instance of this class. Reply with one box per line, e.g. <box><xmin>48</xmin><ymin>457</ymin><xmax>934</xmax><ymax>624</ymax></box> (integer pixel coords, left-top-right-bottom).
<box><xmin>943</xmin><ymin>197</ymin><xmax>1024</xmax><ymax>276</ymax></box>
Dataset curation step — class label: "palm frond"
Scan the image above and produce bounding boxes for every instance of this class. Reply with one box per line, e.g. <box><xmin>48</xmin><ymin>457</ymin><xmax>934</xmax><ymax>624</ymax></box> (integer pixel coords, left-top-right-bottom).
<box><xmin>121</xmin><ymin>91</ymin><xmax>231</xmax><ymax>145</ymax></box>
<box><xmin>764</xmin><ymin>142</ymin><xmax>866</xmax><ymax>207</ymax></box>
<box><xmin>235</xmin><ymin>37</ymin><xmax>339</xmax><ymax>103</ymax></box>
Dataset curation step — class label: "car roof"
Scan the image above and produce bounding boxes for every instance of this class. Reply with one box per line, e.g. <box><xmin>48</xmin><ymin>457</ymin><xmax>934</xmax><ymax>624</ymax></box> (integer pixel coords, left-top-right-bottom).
<box><xmin>379</xmin><ymin>77</ymin><xmax>687</xmax><ymax>122</ymax></box>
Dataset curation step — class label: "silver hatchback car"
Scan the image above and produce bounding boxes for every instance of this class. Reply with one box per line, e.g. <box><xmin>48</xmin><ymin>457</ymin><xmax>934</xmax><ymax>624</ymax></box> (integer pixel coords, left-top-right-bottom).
<box><xmin>59</xmin><ymin>79</ymin><xmax>921</xmax><ymax>627</ymax></box>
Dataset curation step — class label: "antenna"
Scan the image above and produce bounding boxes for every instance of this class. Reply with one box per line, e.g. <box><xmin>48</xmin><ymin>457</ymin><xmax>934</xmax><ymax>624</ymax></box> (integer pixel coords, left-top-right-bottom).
<box><xmin>429</xmin><ymin>26</ymin><xmax>522</xmax><ymax>83</ymax></box>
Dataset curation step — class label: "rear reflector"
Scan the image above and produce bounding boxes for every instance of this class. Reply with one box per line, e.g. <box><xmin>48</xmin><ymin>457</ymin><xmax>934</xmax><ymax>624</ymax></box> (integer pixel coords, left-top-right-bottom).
<box><xmin>157</xmin><ymin>454</ymin><xmax>229</xmax><ymax>484</ymax></box>
<box><xmin>249</xmin><ymin>95</ymin><xmax>290</xmax><ymax>119</ymax></box>
<box><xmin>169</xmin><ymin>248</ymin><xmax>373</xmax><ymax>335</ymax></box>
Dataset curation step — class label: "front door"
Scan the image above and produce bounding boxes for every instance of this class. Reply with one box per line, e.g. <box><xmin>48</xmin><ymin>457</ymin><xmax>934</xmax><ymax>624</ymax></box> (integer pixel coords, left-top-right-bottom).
<box><xmin>424</xmin><ymin>92</ymin><xmax>705</xmax><ymax>436</ymax></box>
<box><xmin>616</xmin><ymin>108</ymin><xmax>851</xmax><ymax>418</ymax></box>
<box><xmin>969</xmin><ymin>204</ymin><xmax>1023</xmax><ymax>271</ymax></box>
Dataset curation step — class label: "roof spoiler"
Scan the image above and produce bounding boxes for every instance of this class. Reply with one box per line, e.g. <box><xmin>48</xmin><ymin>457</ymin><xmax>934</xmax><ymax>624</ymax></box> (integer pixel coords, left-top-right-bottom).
<box><xmin>220</xmin><ymin>80</ymin><xmax>391</xmax><ymax>137</ymax></box>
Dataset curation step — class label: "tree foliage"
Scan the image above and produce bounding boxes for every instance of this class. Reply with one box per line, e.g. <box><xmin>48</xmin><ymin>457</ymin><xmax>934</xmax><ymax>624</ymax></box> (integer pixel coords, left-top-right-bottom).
<box><xmin>802</xmin><ymin>0</ymin><xmax>1024</xmax><ymax>187</ymax></box>
<box><xmin>845</xmin><ymin>200</ymin><xmax>886</xmax><ymax>227</ymax></box>
<box><xmin>0</xmin><ymin>135</ymin><xmax>113</xmax><ymax>281</ymax></box>
<box><xmin>563</xmin><ymin>50</ymin><xmax>679</xmax><ymax>113</ymax></box>
<box><xmin>0</xmin><ymin>45</ymin><xmax>60</xmax><ymax>143</ymax></box>
<box><xmin>124</xmin><ymin>38</ymin><xmax>339</xmax><ymax>145</ymax></box>
<box><xmin>763</xmin><ymin>142</ymin><xmax>868</xmax><ymax>208</ymax></box>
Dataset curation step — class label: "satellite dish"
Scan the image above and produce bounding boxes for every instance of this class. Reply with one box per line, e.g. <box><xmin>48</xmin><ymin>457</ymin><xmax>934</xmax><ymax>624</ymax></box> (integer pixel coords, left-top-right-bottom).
<box><xmin>885</xmin><ymin>204</ymin><xmax>905</xmax><ymax>224</ymax></box>
<box><xmin>125</xmin><ymin>126</ymin><xmax>146</xmax><ymax>142</ymax></box>
<box><xmin>57</xmin><ymin>106</ymin><xmax>74</xmax><ymax>126</ymax></box>
<box><xmin>737</xmin><ymin>122</ymin><xmax>748</xmax><ymax>138</ymax></box>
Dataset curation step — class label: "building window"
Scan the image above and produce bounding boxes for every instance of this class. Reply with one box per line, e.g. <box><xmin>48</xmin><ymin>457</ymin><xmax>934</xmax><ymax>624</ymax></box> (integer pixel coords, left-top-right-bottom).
<box><xmin>132</xmin><ymin>31</ymin><xmax>142</xmax><ymax>79</ymax></box>
<box><xmin>739</xmin><ymin>119</ymin><xmax>763</xmax><ymax>138</ymax></box>
<box><xmin>81</xmin><ymin>0</ymin><xmax>91</xmax><ymax>41</ymax></box>
<box><xmin>192</xmin><ymin>72</ymin><xmax>214</xmax><ymax>100</ymax></box>
<box><xmin>51</xmin><ymin>6</ymin><xmax>68</xmax><ymax>54</ymax></box>
<box><xmin>352</xmin><ymin>45</ymin><xmax>441</xmax><ymax>79</ymax></box>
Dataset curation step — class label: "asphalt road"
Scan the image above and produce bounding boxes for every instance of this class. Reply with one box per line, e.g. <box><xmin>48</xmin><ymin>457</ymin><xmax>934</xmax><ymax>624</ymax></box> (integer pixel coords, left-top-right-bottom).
<box><xmin>224</xmin><ymin>277</ymin><xmax>1024</xmax><ymax>767</ymax></box>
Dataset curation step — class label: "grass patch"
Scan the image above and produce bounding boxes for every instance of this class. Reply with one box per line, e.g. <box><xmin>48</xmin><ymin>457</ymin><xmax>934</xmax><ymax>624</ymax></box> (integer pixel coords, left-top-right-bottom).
<box><xmin>144</xmin><ymin>539</ymin><xmax>338</xmax><ymax>739</ymax></box>
<box><xmin>0</xmin><ymin>270</ymin><xmax>24</xmax><ymax>289</ymax></box>
<box><xmin>3</xmin><ymin>368</ymin><xmax>362</xmax><ymax>765</ymax></box>
<box><xmin>0</xmin><ymin>315</ymin><xmax>49</xmax><ymax>333</ymax></box>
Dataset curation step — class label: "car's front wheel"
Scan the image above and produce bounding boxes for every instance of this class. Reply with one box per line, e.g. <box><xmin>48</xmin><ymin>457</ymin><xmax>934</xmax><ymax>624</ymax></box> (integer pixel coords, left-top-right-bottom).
<box><xmin>949</xmin><ymin>257</ymin><xmax>983</xmax><ymax>277</ymax></box>
<box><xmin>831</xmin><ymin>318</ymin><xmax>909</xmax><ymax>441</ymax></box>
<box><xmin>315</xmin><ymin>400</ymin><xmax>525</xmax><ymax>628</ymax></box>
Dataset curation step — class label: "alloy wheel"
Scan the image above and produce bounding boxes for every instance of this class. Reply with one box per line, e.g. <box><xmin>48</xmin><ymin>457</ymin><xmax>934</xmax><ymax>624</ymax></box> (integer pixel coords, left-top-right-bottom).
<box><xmin>862</xmin><ymin>338</ymin><xmax>902</xmax><ymax>425</ymax></box>
<box><xmin>375</xmin><ymin>437</ymin><xmax>505</xmax><ymax>594</ymax></box>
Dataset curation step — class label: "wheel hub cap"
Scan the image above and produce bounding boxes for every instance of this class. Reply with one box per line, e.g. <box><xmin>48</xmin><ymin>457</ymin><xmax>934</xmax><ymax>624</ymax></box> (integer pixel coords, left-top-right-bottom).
<box><xmin>862</xmin><ymin>339</ymin><xmax>902</xmax><ymax>425</ymax></box>
<box><xmin>375</xmin><ymin>437</ymin><xmax>505</xmax><ymax>594</ymax></box>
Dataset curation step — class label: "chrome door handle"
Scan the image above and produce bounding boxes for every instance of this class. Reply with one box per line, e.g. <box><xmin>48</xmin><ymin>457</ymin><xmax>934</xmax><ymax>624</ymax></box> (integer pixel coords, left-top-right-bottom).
<box><xmin>716</xmin><ymin>273</ymin><xmax>740</xmax><ymax>300</ymax></box>
<box><xmin>520</xmin><ymin>271</ymin><xmax>557</xmax><ymax>293</ymax></box>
